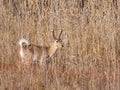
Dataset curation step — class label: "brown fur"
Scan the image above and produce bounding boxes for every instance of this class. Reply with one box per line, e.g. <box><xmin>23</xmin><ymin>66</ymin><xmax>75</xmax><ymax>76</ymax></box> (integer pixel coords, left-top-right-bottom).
<box><xmin>21</xmin><ymin>30</ymin><xmax>64</xmax><ymax>65</ymax></box>
<box><xmin>27</xmin><ymin>40</ymin><xmax>63</xmax><ymax>64</ymax></box>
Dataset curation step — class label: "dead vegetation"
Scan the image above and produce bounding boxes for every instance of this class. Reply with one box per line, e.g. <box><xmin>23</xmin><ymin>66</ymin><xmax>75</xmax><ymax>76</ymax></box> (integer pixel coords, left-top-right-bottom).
<box><xmin>0</xmin><ymin>0</ymin><xmax>120</xmax><ymax>90</ymax></box>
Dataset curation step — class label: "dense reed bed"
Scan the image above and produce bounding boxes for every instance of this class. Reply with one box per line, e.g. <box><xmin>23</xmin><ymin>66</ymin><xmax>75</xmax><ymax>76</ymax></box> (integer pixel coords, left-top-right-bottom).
<box><xmin>0</xmin><ymin>0</ymin><xmax>120</xmax><ymax>90</ymax></box>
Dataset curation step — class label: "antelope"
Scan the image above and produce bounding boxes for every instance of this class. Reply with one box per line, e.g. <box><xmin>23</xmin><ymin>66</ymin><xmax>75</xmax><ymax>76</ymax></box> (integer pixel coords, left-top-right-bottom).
<box><xmin>18</xmin><ymin>30</ymin><xmax>64</xmax><ymax>65</ymax></box>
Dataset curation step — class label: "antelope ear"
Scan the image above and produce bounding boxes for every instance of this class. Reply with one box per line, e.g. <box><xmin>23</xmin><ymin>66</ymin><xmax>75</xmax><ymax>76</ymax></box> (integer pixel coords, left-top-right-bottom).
<box><xmin>55</xmin><ymin>40</ymin><xmax>59</xmax><ymax>42</ymax></box>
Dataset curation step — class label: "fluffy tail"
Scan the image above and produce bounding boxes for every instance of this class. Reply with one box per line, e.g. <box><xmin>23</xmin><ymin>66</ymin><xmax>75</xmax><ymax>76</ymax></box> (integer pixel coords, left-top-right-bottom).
<box><xmin>18</xmin><ymin>38</ymin><xmax>29</xmax><ymax>48</ymax></box>
<box><xmin>18</xmin><ymin>38</ymin><xmax>29</xmax><ymax>62</ymax></box>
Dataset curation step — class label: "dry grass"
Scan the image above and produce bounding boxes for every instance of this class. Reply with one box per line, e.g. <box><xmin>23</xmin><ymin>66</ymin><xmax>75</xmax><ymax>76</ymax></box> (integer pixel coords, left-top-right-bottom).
<box><xmin>0</xmin><ymin>0</ymin><xmax>120</xmax><ymax>90</ymax></box>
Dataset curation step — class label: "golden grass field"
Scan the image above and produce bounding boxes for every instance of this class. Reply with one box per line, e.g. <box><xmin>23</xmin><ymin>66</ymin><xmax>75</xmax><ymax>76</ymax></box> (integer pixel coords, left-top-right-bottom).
<box><xmin>0</xmin><ymin>0</ymin><xmax>120</xmax><ymax>90</ymax></box>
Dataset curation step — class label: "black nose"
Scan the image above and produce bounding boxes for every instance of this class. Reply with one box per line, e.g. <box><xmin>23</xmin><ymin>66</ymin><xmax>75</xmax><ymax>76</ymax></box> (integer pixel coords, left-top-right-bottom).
<box><xmin>62</xmin><ymin>45</ymin><xmax>64</xmax><ymax>47</ymax></box>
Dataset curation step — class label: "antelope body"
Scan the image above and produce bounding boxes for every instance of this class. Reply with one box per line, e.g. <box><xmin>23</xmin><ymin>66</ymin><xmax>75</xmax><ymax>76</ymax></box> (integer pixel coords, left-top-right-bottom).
<box><xmin>18</xmin><ymin>30</ymin><xmax>63</xmax><ymax>64</ymax></box>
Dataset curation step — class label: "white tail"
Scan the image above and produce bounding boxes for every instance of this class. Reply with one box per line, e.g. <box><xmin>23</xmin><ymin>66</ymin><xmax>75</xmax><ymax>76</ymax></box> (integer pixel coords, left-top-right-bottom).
<box><xmin>18</xmin><ymin>38</ymin><xmax>29</xmax><ymax>47</ymax></box>
<box><xmin>18</xmin><ymin>30</ymin><xmax>64</xmax><ymax>65</ymax></box>
<box><xmin>18</xmin><ymin>38</ymin><xmax>30</xmax><ymax>63</ymax></box>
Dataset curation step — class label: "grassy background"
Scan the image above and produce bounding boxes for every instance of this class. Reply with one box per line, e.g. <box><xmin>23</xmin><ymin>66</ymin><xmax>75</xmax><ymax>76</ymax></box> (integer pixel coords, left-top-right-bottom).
<box><xmin>0</xmin><ymin>0</ymin><xmax>120</xmax><ymax>90</ymax></box>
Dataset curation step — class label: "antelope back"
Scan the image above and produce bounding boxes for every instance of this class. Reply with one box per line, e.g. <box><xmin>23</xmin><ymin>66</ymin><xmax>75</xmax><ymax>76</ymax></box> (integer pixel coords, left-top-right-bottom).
<box><xmin>28</xmin><ymin>45</ymin><xmax>49</xmax><ymax>62</ymax></box>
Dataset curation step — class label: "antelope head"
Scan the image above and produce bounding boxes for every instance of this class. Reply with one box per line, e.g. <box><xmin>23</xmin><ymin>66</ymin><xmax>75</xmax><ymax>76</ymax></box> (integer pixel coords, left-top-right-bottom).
<box><xmin>52</xmin><ymin>30</ymin><xmax>64</xmax><ymax>48</ymax></box>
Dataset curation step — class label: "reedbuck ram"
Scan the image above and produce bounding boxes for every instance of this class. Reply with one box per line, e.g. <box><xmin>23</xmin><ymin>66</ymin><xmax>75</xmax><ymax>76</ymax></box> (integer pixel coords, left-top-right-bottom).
<box><xmin>18</xmin><ymin>30</ymin><xmax>64</xmax><ymax>65</ymax></box>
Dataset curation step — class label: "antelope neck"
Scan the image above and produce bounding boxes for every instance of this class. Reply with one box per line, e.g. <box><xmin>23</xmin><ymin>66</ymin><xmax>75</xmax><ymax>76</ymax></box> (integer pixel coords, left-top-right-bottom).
<box><xmin>49</xmin><ymin>43</ymin><xmax>58</xmax><ymax>57</ymax></box>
